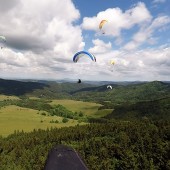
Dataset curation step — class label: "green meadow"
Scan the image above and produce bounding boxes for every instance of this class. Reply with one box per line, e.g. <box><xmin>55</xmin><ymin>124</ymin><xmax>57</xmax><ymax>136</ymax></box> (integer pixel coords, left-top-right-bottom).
<box><xmin>0</xmin><ymin>97</ymin><xmax>112</xmax><ymax>137</ymax></box>
<box><xmin>0</xmin><ymin>95</ymin><xmax>20</xmax><ymax>101</ymax></box>
<box><xmin>50</xmin><ymin>99</ymin><xmax>112</xmax><ymax>117</ymax></box>
<box><xmin>0</xmin><ymin>105</ymin><xmax>85</xmax><ymax>137</ymax></box>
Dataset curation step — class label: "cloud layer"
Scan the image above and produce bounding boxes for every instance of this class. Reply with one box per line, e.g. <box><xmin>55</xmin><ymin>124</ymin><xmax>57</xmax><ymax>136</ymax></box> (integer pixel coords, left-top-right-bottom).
<box><xmin>0</xmin><ymin>0</ymin><xmax>85</xmax><ymax>79</ymax></box>
<box><xmin>0</xmin><ymin>0</ymin><xmax>169</xmax><ymax>81</ymax></box>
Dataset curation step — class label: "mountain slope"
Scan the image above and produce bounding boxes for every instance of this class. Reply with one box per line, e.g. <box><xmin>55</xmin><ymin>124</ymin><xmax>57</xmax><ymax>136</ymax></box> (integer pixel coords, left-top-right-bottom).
<box><xmin>104</xmin><ymin>97</ymin><xmax>170</xmax><ymax>120</ymax></box>
<box><xmin>0</xmin><ymin>79</ymin><xmax>48</xmax><ymax>96</ymax></box>
<box><xmin>72</xmin><ymin>81</ymin><xmax>170</xmax><ymax>104</ymax></box>
<box><xmin>0</xmin><ymin>79</ymin><xmax>169</xmax><ymax>104</ymax></box>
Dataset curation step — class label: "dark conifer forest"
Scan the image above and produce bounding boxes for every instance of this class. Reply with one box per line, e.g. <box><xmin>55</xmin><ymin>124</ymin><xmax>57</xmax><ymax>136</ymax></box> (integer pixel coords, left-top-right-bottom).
<box><xmin>0</xmin><ymin>79</ymin><xmax>170</xmax><ymax>170</ymax></box>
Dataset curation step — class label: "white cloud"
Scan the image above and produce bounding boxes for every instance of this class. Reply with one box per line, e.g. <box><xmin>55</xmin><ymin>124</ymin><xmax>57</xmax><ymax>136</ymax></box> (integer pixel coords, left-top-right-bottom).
<box><xmin>1</xmin><ymin>44</ymin><xmax>170</xmax><ymax>81</ymax></box>
<box><xmin>124</xmin><ymin>15</ymin><xmax>170</xmax><ymax>50</ymax></box>
<box><xmin>73</xmin><ymin>45</ymin><xmax>170</xmax><ymax>81</ymax></box>
<box><xmin>82</xmin><ymin>2</ymin><xmax>152</xmax><ymax>37</ymax></box>
<box><xmin>0</xmin><ymin>0</ymin><xmax>169</xmax><ymax>81</ymax></box>
<box><xmin>89</xmin><ymin>39</ymin><xmax>112</xmax><ymax>53</ymax></box>
<box><xmin>0</xmin><ymin>0</ymin><xmax>84</xmax><ymax>54</ymax></box>
<box><xmin>0</xmin><ymin>49</ymin><xmax>30</xmax><ymax>67</ymax></box>
<box><xmin>0</xmin><ymin>0</ymin><xmax>86</xmax><ymax>79</ymax></box>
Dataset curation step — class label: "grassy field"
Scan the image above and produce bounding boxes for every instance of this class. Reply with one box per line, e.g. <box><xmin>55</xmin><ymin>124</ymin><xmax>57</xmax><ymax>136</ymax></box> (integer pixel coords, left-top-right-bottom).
<box><xmin>28</xmin><ymin>96</ymin><xmax>41</xmax><ymax>100</ymax></box>
<box><xmin>50</xmin><ymin>99</ymin><xmax>112</xmax><ymax>117</ymax></box>
<box><xmin>0</xmin><ymin>95</ymin><xmax>20</xmax><ymax>101</ymax></box>
<box><xmin>0</xmin><ymin>97</ymin><xmax>112</xmax><ymax>137</ymax></box>
<box><xmin>0</xmin><ymin>105</ymin><xmax>84</xmax><ymax>137</ymax></box>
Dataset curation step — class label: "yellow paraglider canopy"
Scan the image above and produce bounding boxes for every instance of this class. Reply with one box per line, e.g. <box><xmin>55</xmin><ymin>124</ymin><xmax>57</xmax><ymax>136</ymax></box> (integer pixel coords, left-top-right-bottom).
<box><xmin>99</xmin><ymin>20</ymin><xmax>108</xmax><ymax>30</ymax></box>
<box><xmin>110</xmin><ymin>60</ymin><xmax>115</xmax><ymax>65</ymax></box>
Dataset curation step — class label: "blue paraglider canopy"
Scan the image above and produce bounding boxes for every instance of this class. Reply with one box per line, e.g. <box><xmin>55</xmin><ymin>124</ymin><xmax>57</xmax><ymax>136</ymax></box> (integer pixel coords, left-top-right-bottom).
<box><xmin>73</xmin><ymin>51</ymin><xmax>96</xmax><ymax>63</ymax></box>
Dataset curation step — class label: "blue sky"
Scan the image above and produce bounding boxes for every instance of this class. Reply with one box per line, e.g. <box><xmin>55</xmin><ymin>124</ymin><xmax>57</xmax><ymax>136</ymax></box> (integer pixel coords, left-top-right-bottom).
<box><xmin>0</xmin><ymin>0</ymin><xmax>169</xmax><ymax>81</ymax></box>
<box><xmin>74</xmin><ymin>0</ymin><xmax>170</xmax><ymax>50</ymax></box>
<box><xmin>73</xmin><ymin>0</ymin><xmax>170</xmax><ymax>20</ymax></box>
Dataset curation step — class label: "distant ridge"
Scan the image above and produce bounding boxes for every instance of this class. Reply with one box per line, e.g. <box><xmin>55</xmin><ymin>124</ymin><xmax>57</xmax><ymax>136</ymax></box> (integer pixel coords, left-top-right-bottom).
<box><xmin>0</xmin><ymin>78</ymin><xmax>48</xmax><ymax>96</ymax></box>
<box><xmin>0</xmin><ymin>78</ymin><xmax>169</xmax><ymax>102</ymax></box>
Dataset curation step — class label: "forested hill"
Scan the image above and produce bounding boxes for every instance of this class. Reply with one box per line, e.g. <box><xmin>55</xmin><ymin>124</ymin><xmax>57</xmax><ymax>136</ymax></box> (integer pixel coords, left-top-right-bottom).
<box><xmin>0</xmin><ymin>78</ymin><xmax>96</xmax><ymax>97</ymax></box>
<box><xmin>0</xmin><ymin>79</ymin><xmax>170</xmax><ymax>169</ymax></box>
<box><xmin>104</xmin><ymin>97</ymin><xmax>170</xmax><ymax>120</ymax></box>
<box><xmin>0</xmin><ymin>78</ymin><xmax>48</xmax><ymax>96</ymax></box>
<box><xmin>72</xmin><ymin>81</ymin><xmax>170</xmax><ymax>104</ymax></box>
<box><xmin>0</xmin><ymin>120</ymin><xmax>169</xmax><ymax>169</ymax></box>
<box><xmin>0</xmin><ymin>79</ymin><xmax>169</xmax><ymax>103</ymax></box>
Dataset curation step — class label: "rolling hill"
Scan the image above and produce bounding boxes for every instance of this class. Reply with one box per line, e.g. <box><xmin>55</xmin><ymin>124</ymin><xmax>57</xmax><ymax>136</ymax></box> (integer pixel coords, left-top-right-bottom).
<box><xmin>0</xmin><ymin>78</ymin><xmax>170</xmax><ymax>169</ymax></box>
<box><xmin>104</xmin><ymin>97</ymin><xmax>170</xmax><ymax>120</ymax></box>
<box><xmin>0</xmin><ymin>79</ymin><xmax>169</xmax><ymax>104</ymax></box>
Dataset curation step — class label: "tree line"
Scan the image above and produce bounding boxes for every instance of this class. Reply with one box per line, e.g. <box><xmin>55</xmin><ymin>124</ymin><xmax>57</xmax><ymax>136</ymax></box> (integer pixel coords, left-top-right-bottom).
<box><xmin>0</xmin><ymin>120</ymin><xmax>169</xmax><ymax>169</ymax></box>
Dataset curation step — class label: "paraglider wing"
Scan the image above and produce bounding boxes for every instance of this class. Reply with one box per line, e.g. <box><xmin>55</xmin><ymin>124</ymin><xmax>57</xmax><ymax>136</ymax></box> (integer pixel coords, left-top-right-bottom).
<box><xmin>0</xmin><ymin>36</ymin><xmax>6</xmax><ymax>49</ymax></box>
<box><xmin>44</xmin><ymin>145</ymin><xmax>88</xmax><ymax>170</ymax></box>
<box><xmin>99</xmin><ymin>20</ymin><xmax>108</xmax><ymax>34</ymax></box>
<box><xmin>107</xmin><ymin>85</ymin><xmax>112</xmax><ymax>89</ymax></box>
<box><xmin>0</xmin><ymin>36</ymin><xmax>6</xmax><ymax>42</ymax></box>
<box><xmin>99</xmin><ymin>20</ymin><xmax>108</xmax><ymax>29</ymax></box>
<box><xmin>110</xmin><ymin>60</ymin><xmax>115</xmax><ymax>65</ymax></box>
<box><xmin>109</xmin><ymin>59</ymin><xmax>115</xmax><ymax>72</ymax></box>
<box><xmin>91</xmin><ymin>53</ymin><xmax>96</xmax><ymax>62</ymax></box>
<box><xmin>73</xmin><ymin>51</ymin><xmax>96</xmax><ymax>63</ymax></box>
